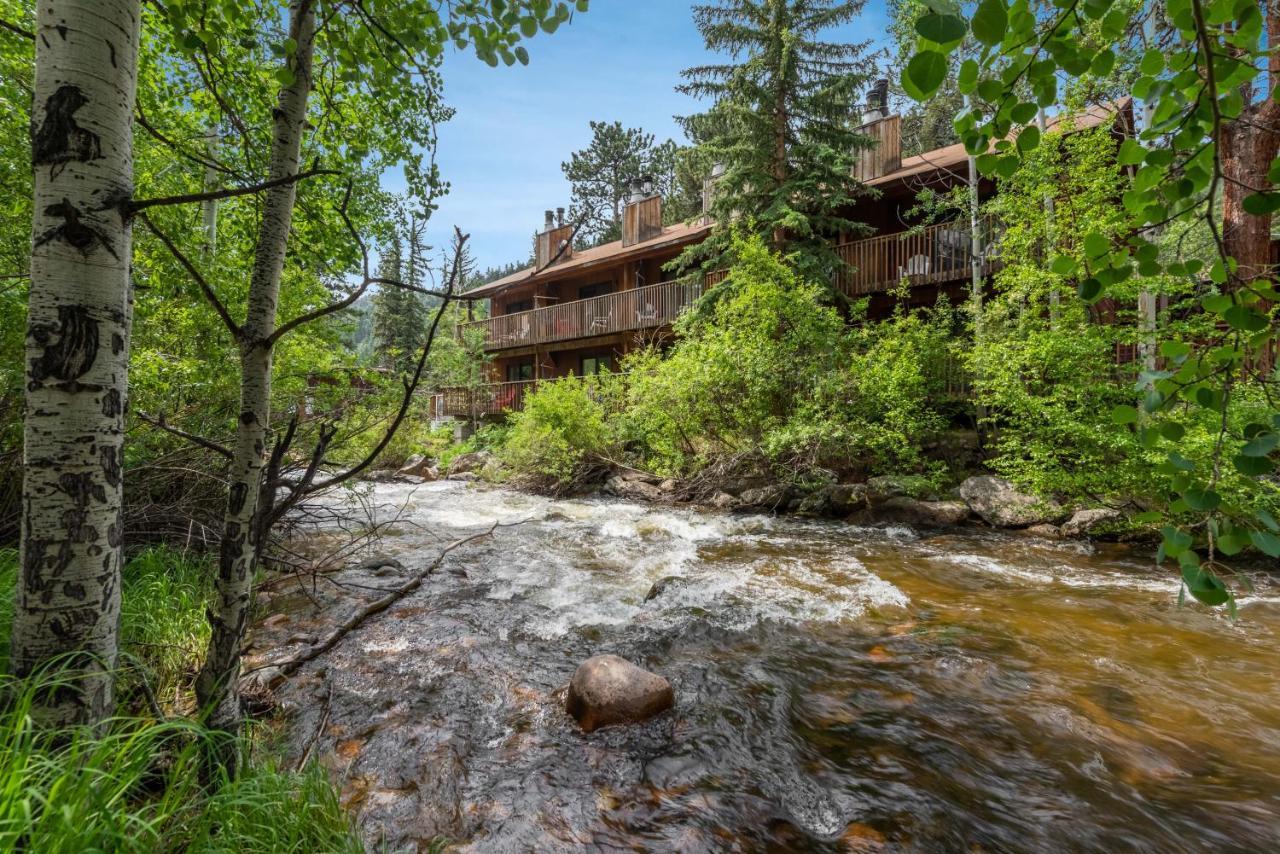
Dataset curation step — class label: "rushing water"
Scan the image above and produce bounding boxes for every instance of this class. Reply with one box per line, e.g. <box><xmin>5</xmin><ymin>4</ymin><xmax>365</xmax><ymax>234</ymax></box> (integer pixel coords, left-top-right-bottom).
<box><xmin>261</xmin><ymin>480</ymin><xmax>1280</xmax><ymax>852</ymax></box>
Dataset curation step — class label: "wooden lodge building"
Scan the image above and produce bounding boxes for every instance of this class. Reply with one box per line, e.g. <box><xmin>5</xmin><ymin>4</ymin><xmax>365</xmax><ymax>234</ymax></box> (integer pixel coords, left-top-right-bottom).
<box><xmin>435</xmin><ymin>95</ymin><xmax>1133</xmax><ymax>419</ymax></box>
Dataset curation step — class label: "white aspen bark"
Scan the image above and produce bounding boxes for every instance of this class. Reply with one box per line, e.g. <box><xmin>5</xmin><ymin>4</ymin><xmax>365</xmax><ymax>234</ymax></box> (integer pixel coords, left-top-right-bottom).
<box><xmin>13</xmin><ymin>0</ymin><xmax>140</xmax><ymax>726</ymax></box>
<box><xmin>195</xmin><ymin>0</ymin><xmax>315</xmax><ymax>753</ymax></box>
<box><xmin>201</xmin><ymin>126</ymin><xmax>219</xmax><ymax>258</ymax></box>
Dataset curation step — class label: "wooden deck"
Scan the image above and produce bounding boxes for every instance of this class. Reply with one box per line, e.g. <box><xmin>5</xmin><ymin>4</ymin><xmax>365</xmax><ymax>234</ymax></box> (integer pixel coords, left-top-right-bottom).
<box><xmin>464</xmin><ymin>221</ymin><xmax>997</xmax><ymax>352</ymax></box>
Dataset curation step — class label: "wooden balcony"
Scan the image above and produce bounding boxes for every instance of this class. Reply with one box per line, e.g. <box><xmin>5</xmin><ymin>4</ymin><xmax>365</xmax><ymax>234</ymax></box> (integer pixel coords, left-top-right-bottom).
<box><xmin>461</xmin><ymin>278</ymin><xmax>706</xmax><ymax>352</ymax></box>
<box><xmin>432</xmin><ymin>379</ymin><xmax>536</xmax><ymax>419</ymax></box>
<box><xmin>464</xmin><ymin>221</ymin><xmax>998</xmax><ymax>353</ymax></box>
<box><xmin>835</xmin><ymin>219</ymin><xmax>999</xmax><ymax>297</ymax></box>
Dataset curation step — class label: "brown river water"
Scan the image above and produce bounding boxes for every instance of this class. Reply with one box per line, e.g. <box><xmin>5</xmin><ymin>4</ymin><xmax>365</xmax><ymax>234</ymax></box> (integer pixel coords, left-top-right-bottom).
<box><xmin>257</xmin><ymin>479</ymin><xmax>1280</xmax><ymax>852</ymax></box>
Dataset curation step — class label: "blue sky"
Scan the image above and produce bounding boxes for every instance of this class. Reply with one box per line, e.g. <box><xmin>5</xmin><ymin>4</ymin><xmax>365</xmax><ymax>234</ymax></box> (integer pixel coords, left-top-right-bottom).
<box><xmin>406</xmin><ymin>0</ymin><xmax>893</xmax><ymax>272</ymax></box>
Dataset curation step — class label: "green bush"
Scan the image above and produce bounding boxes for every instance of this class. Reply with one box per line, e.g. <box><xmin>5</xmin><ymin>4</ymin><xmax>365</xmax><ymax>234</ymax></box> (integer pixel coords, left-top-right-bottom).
<box><xmin>500</xmin><ymin>374</ymin><xmax>617</xmax><ymax>488</ymax></box>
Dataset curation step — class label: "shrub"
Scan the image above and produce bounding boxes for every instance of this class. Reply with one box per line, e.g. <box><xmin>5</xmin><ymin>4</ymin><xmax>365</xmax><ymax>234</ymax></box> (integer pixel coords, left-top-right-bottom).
<box><xmin>500</xmin><ymin>374</ymin><xmax>617</xmax><ymax>489</ymax></box>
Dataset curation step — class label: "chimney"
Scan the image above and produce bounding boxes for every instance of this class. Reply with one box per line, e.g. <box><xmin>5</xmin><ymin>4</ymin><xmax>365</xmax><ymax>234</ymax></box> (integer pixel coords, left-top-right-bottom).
<box><xmin>862</xmin><ymin>78</ymin><xmax>889</xmax><ymax>125</ymax></box>
<box><xmin>535</xmin><ymin>204</ymin><xmax>575</xmax><ymax>268</ymax></box>
<box><xmin>621</xmin><ymin>175</ymin><xmax>662</xmax><ymax>248</ymax></box>
<box><xmin>853</xmin><ymin>79</ymin><xmax>901</xmax><ymax>182</ymax></box>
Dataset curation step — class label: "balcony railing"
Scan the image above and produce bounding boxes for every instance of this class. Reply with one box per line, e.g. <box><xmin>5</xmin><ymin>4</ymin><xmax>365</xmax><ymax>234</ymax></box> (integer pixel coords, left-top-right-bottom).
<box><xmin>432</xmin><ymin>379</ymin><xmax>536</xmax><ymax>420</ymax></box>
<box><xmin>835</xmin><ymin>219</ymin><xmax>1000</xmax><ymax>297</ymax></box>
<box><xmin>461</xmin><ymin>278</ymin><xmax>705</xmax><ymax>351</ymax></box>
<box><xmin>464</xmin><ymin>221</ymin><xmax>999</xmax><ymax>352</ymax></box>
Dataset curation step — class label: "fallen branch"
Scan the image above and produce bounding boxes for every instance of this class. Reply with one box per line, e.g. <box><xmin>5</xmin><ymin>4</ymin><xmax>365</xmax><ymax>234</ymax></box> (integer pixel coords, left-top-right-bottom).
<box><xmin>294</xmin><ymin>683</ymin><xmax>332</xmax><ymax>771</ymax></box>
<box><xmin>262</xmin><ymin>525</ymin><xmax>498</xmax><ymax>683</ymax></box>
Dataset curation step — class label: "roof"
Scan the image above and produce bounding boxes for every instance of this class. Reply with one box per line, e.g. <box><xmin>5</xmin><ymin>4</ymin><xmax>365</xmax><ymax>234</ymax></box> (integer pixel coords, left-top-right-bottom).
<box><xmin>463</xmin><ymin>218</ymin><xmax>712</xmax><ymax>299</ymax></box>
<box><xmin>466</xmin><ymin>98</ymin><xmax>1132</xmax><ymax>301</ymax></box>
<box><xmin>867</xmin><ymin>97</ymin><xmax>1133</xmax><ymax>189</ymax></box>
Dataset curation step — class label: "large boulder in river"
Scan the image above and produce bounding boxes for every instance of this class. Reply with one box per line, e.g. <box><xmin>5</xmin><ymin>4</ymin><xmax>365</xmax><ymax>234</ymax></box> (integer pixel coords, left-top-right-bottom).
<box><xmin>604</xmin><ymin>475</ymin><xmax>664</xmax><ymax>502</ymax></box>
<box><xmin>874</xmin><ymin>496</ymin><xmax>970</xmax><ymax>527</ymax></box>
<box><xmin>396</xmin><ymin>454</ymin><xmax>438</xmax><ymax>480</ymax></box>
<box><xmin>447</xmin><ymin>450</ymin><xmax>492</xmax><ymax>477</ymax></box>
<box><xmin>566</xmin><ymin>655</ymin><xmax>674</xmax><ymax>733</ymax></box>
<box><xmin>797</xmin><ymin>483</ymin><xmax>869</xmax><ymax>517</ymax></box>
<box><xmin>736</xmin><ymin>484</ymin><xmax>791</xmax><ymax>513</ymax></box>
<box><xmin>1061</xmin><ymin>507</ymin><xmax>1123</xmax><ymax>538</ymax></box>
<box><xmin>959</xmin><ymin>476</ymin><xmax>1063</xmax><ymax>528</ymax></box>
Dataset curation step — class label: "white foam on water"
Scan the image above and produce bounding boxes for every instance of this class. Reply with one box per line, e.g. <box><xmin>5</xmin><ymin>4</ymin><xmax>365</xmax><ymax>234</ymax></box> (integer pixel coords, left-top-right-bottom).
<box><xmin>940</xmin><ymin>552</ymin><xmax>1176</xmax><ymax>594</ymax></box>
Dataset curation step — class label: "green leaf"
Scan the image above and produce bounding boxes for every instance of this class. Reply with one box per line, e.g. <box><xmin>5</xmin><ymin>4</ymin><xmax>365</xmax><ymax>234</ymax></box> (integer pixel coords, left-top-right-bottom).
<box><xmin>1235</xmin><ymin>451</ymin><xmax>1275</xmax><ymax>476</ymax></box>
<box><xmin>1224</xmin><ymin>305</ymin><xmax>1269</xmax><ymax>332</ymax></box>
<box><xmin>1083</xmin><ymin>232</ymin><xmax>1109</xmax><ymax>259</ymax></box>
<box><xmin>275</xmin><ymin>67</ymin><xmax>296</xmax><ymax>87</ymax></box>
<box><xmin>1162</xmin><ymin>525</ymin><xmax>1194</xmax><ymax>557</ymax></box>
<box><xmin>958</xmin><ymin>59</ymin><xmax>979</xmax><ymax>93</ymax></box>
<box><xmin>1049</xmin><ymin>255</ymin><xmax>1078</xmax><ymax>276</ymax></box>
<box><xmin>1258</xmin><ymin>509</ymin><xmax>1280</xmax><ymax>531</ymax></box>
<box><xmin>1184</xmin><ymin>489</ymin><xmax>1221</xmax><ymax>512</ymax></box>
<box><xmin>903</xmin><ymin>51</ymin><xmax>948</xmax><ymax>100</ymax></box>
<box><xmin>1111</xmin><ymin>405</ymin><xmax>1139</xmax><ymax>425</ymax></box>
<box><xmin>1241</xmin><ymin>431</ymin><xmax>1279</xmax><ymax>456</ymax></box>
<box><xmin>1077</xmin><ymin>277</ymin><xmax>1103</xmax><ymax>302</ymax></box>
<box><xmin>1250</xmin><ymin>530</ymin><xmax>1280</xmax><ymax>557</ymax></box>
<box><xmin>1181</xmin><ymin>563</ymin><xmax>1230</xmax><ymax>606</ymax></box>
<box><xmin>1159</xmin><ymin>421</ymin><xmax>1186</xmax><ymax>441</ymax></box>
<box><xmin>1017</xmin><ymin>124</ymin><xmax>1041</xmax><ymax>153</ymax></box>
<box><xmin>971</xmin><ymin>0</ymin><xmax>1008</xmax><ymax>46</ymax></box>
<box><xmin>1117</xmin><ymin>139</ymin><xmax>1146</xmax><ymax>166</ymax></box>
<box><xmin>1242</xmin><ymin>192</ymin><xmax>1280</xmax><ymax>215</ymax></box>
<box><xmin>916</xmin><ymin>12</ymin><xmax>967</xmax><ymax>43</ymax></box>
<box><xmin>514</xmin><ymin>45</ymin><xmax>529</xmax><ymax>65</ymax></box>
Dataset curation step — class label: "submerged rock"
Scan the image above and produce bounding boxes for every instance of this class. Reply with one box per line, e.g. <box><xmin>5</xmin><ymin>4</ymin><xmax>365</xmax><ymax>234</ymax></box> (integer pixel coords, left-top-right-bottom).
<box><xmin>1024</xmin><ymin>523</ymin><xmax>1063</xmax><ymax>540</ymax></box>
<box><xmin>566</xmin><ymin>654</ymin><xmax>674</xmax><ymax>733</ymax></box>
<box><xmin>644</xmin><ymin>575</ymin><xmax>687</xmax><ymax>602</ymax></box>
<box><xmin>1062</xmin><ymin>507</ymin><xmax>1123</xmax><ymax>538</ymax></box>
<box><xmin>958</xmin><ymin>475</ymin><xmax>1063</xmax><ymax>528</ymax></box>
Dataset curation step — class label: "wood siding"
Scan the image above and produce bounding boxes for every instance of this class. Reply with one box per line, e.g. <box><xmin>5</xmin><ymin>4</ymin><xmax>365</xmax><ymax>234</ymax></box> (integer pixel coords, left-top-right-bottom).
<box><xmin>836</xmin><ymin>219</ymin><xmax>998</xmax><ymax>296</ymax></box>
<box><xmin>622</xmin><ymin>195</ymin><xmax>663</xmax><ymax>247</ymax></box>
<box><xmin>854</xmin><ymin>115</ymin><xmax>902</xmax><ymax>182</ymax></box>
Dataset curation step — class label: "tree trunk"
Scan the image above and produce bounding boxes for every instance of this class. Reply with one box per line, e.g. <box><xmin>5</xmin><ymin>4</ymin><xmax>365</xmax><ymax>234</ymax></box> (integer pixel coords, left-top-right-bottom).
<box><xmin>12</xmin><ymin>0</ymin><xmax>141</xmax><ymax>727</ymax></box>
<box><xmin>1220</xmin><ymin>111</ymin><xmax>1278</xmax><ymax>285</ymax></box>
<box><xmin>195</xmin><ymin>0</ymin><xmax>315</xmax><ymax>761</ymax></box>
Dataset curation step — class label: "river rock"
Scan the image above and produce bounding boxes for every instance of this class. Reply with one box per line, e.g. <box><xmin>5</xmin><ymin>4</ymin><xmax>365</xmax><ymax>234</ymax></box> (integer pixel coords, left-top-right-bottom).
<box><xmin>875</xmin><ymin>497</ymin><xmax>970</xmax><ymax>527</ymax></box>
<box><xmin>958</xmin><ymin>475</ymin><xmax>1063</xmax><ymax>528</ymax></box>
<box><xmin>866</xmin><ymin>475</ymin><xmax>933</xmax><ymax>502</ymax></box>
<box><xmin>1061</xmin><ymin>507</ymin><xmax>1123</xmax><ymax>538</ymax></box>
<box><xmin>396</xmin><ymin>454</ymin><xmax>438</xmax><ymax>480</ymax></box>
<box><xmin>1024</xmin><ymin>523</ymin><xmax>1063</xmax><ymax>539</ymax></box>
<box><xmin>709</xmin><ymin>491</ymin><xmax>738</xmax><ymax>510</ymax></box>
<box><xmin>797</xmin><ymin>483</ymin><xmax>869</xmax><ymax>517</ymax></box>
<box><xmin>644</xmin><ymin>575</ymin><xmax>686</xmax><ymax>602</ymax></box>
<box><xmin>566</xmin><ymin>655</ymin><xmax>674</xmax><ymax>733</ymax></box>
<box><xmin>447</xmin><ymin>450</ymin><xmax>495</xmax><ymax>477</ymax></box>
<box><xmin>605</xmin><ymin>475</ymin><xmax>664</xmax><ymax>502</ymax></box>
<box><xmin>736</xmin><ymin>484</ymin><xmax>791</xmax><ymax>512</ymax></box>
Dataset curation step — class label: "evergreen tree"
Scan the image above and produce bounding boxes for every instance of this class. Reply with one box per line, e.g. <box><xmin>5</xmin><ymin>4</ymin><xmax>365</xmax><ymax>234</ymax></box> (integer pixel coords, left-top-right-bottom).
<box><xmin>677</xmin><ymin>0</ymin><xmax>879</xmax><ymax>282</ymax></box>
<box><xmin>562</xmin><ymin>121</ymin><xmax>686</xmax><ymax>245</ymax></box>
<box><xmin>371</xmin><ymin>225</ymin><xmax>429</xmax><ymax>373</ymax></box>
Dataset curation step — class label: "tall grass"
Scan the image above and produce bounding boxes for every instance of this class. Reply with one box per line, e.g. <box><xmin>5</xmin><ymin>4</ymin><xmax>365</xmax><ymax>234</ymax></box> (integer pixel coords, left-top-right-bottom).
<box><xmin>0</xmin><ymin>548</ymin><xmax>362</xmax><ymax>852</ymax></box>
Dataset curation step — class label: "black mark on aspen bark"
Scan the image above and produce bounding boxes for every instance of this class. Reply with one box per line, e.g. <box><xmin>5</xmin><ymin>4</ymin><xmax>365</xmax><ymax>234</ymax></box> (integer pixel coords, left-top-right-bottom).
<box><xmin>30</xmin><ymin>305</ymin><xmax>99</xmax><ymax>382</ymax></box>
<box><xmin>239</xmin><ymin>411</ymin><xmax>256</xmax><ymax>426</ymax></box>
<box><xmin>63</xmin><ymin>581</ymin><xmax>87</xmax><ymax>601</ymax></box>
<box><xmin>32</xmin><ymin>85</ymin><xmax>101</xmax><ymax>178</ymax></box>
<box><xmin>100</xmin><ymin>445</ymin><xmax>121</xmax><ymax>488</ymax></box>
<box><xmin>102</xmin><ymin>388</ymin><xmax>121</xmax><ymax>418</ymax></box>
<box><xmin>107</xmin><ymin>39</ymin><xmax>116</xmax><ymax>68</ymax></box>
<box><xmin>111</xmin><ymin>333</ymin><xmax>124</xmax><ymax>355</ymax></box>
<box><xmin>55</xmin><ymin>23</ymin><xmax>67</xmax><ymax>40</ymax></box>
<box><xmin>228</xmin><ymin>482</ymin><xmax>248</xmax><ymax>516</ymax></box>
<box><xmin>35</xmin><ymin>199</ymin><xmax>119</xmax><ymax>259</ymax></box>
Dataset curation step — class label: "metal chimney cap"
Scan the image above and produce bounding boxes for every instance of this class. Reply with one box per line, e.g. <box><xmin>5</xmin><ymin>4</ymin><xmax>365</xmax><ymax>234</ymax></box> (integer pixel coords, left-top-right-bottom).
<box><xmin>544</xmin><ymin>209</ymin><xmax>555</xmax><ymax>229</ymax></box>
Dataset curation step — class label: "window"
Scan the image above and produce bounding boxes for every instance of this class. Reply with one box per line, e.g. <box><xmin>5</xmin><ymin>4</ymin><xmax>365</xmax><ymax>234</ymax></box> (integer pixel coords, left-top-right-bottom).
<box><xmin>578</xmin><ymin>281</ymin><xmax>613</xmax><ymax>300</ymax></box>
<box><xmin>580</xmin><ymin>354</ymin><xmax>613</xmax><ymax>376</ymax></box>
<box><xmin>505</xmin><ymin>299</ymin><xmax>533</xmax><ymax>314</ymax></box>
<box><xmin>506</xmin><ymin>362</ymin><xmax>534</xmax><ymax>381</ymax></box>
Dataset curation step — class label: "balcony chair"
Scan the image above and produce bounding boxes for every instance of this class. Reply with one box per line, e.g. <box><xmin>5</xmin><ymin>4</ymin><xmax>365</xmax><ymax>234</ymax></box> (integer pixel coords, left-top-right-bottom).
<box><xmin>898</xmin><ymin>254</ymin><xmax>931</xmax><ymax>279</ymax></box>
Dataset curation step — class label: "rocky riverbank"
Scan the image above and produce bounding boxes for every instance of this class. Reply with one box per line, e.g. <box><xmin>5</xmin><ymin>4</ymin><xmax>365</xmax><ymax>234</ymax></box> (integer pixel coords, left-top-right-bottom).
<box><xmin>376</xmin><ymin>449</ymin><xmax>1132</xmax><ymax>544</ymax></box>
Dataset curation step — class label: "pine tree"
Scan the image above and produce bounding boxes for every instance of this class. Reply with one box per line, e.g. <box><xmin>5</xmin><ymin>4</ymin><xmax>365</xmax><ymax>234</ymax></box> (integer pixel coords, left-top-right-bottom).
<box><xmin>371</xmin><ymin>217</ymin><xmax>430</xmax><ymax>373</ymax></box>
<box><xmin>677</xmin><ymin>0</ymin><xmax>879</xmax><ymax>282</ymax></box>
<box><xmin>562</xmin><ymin>121</ymin><xmax>686</xmax><ymax>245</ymax></box>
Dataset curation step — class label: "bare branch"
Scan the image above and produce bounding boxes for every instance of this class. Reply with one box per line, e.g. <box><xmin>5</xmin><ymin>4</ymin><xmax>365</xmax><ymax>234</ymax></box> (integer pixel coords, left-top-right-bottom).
<box><xmin>126</xmin><ymin>167</ymin><xmax>339</xmax><ymax>214</ymax></box>
<box><xmin>137</xmin><ymin>212</ymin><xmax>241</xmax><ymax>339</ymax></box>
<box><xmin>1</xmin><ymin>17</ymin><xmax>34</xmax><ymax>40</ymax></box>
<box><xmin>136</xmin><ymin>412</ymin><xmax>233</xmax><ymax>459</ymax></box>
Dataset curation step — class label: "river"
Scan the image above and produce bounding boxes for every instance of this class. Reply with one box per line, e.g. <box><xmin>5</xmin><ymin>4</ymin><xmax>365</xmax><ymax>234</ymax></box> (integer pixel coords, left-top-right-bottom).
<box><xmin>259</xmin><ymin>479</ymin><xmax>1280</xmax><ymax>852</ymax></box>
